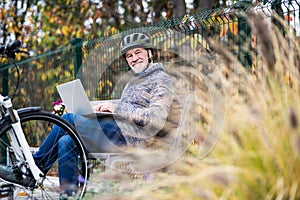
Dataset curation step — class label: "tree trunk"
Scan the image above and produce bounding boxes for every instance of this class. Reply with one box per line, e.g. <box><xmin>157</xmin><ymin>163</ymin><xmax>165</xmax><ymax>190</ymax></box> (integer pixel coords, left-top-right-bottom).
<box><xmin>196</xmin><ymin>0</ymin><xmax>219</xmax><ymax>12</ymax></box>
<box><xmin>152</xmin><ymin>0</ymin><xmax>168</xmax><ymax>22</ymax></box>
<box><xmin>172</xmin><ymin>0</ymin><xmax>186</xmax><ymax>18</ymax></box>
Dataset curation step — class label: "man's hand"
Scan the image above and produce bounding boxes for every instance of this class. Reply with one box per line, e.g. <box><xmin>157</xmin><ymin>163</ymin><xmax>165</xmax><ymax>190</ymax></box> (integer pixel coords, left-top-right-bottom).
<box><xmin>94</xmin><ymin>102</ymin><xmax>114</xmax><ymax>112</ymax></box>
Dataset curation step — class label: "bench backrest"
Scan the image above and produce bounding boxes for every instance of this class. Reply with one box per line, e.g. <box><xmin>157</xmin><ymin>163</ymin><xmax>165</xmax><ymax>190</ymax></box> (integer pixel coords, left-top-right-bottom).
<box><xmin>149</xmin><ymin>93</ymin><xmax>192</xmax><ymax>152</ymax></box>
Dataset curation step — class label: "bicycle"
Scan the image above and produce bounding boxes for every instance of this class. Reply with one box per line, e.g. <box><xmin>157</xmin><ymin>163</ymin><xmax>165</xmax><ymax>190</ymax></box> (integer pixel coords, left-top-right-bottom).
<box><xmin>0</xmin><ymin>41</ymin><xmax>89</xmax><ymax>199</ymax></box>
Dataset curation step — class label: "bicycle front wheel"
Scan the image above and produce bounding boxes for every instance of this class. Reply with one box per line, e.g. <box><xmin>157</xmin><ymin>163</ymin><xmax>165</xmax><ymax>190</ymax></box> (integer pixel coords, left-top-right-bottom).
<box><xmin>0</xmin><ymin>110</ymin><xmax>89</xmax><ymax>199</ymax></box>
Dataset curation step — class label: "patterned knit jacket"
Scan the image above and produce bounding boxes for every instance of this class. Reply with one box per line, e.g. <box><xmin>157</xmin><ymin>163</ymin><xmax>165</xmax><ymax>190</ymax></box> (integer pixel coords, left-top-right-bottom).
<box><xmin>114</xmin><ymin>62</ymin><xmax>175</xmax><ymax>147</ymax></box>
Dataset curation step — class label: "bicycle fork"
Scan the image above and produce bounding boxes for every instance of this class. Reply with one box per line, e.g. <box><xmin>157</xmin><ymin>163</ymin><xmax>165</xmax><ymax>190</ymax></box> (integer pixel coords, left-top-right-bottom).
<box><xmin>2</xmin><ymin>96</ymin><xmax>44</xmax><ymax>181</ymax></box>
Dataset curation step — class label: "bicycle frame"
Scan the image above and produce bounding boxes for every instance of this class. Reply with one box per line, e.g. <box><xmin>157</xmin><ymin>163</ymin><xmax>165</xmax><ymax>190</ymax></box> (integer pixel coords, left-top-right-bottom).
<box><xmin>0</xmin><ymin>93</ymin><xmax>44</xmax><ymax>181</ymax></box>
<box><xmin>0</xmin><ymin>42</ymin><xmax>91</xmax><ymax>198</ymax></box>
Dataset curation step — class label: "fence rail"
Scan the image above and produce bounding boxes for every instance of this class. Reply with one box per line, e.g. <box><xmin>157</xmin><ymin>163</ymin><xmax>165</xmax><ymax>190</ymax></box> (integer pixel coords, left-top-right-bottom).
<box><xmin>0</xmin><ymin>0</ymin><xmax>299</xmax><ymax>112</ymax></box>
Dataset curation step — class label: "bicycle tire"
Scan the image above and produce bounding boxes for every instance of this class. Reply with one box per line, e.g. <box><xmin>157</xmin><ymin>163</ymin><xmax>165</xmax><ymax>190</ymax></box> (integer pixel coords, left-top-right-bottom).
<box><xmin>0</xmin><ymin>110</ymin><xmax>89</xmax><ymax>199</ymax></box>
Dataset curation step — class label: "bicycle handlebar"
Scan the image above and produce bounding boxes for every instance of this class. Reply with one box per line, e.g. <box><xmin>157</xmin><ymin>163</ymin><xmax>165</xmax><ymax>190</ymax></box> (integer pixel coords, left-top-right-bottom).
<box><xmin>0</xmin><ymin>40</ymin><xmax>30</xmax><ymax>100</ymax></box>
<box><xmin>0</xmin><ymin>40</ymin><xmax>29</xmax><ymax>59</ymax></box>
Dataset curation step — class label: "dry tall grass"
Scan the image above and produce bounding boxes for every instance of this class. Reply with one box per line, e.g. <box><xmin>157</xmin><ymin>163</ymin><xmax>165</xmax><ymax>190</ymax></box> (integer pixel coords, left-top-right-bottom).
<box><xmin>85</xmin><ymin>13</ymin><xmax>300</xmax><ymax>200</ymax></box>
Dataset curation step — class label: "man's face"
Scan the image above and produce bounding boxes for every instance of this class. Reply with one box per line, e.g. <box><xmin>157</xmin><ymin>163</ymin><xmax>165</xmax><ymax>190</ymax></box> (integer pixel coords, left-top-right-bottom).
<box><xmin>125</xmin><ymin>48</ymin><xmax>149</xmax><ymax>74</ymax></box>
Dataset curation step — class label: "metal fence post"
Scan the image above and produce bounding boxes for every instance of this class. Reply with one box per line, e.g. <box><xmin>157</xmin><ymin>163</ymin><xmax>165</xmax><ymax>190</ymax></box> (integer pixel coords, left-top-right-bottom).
<box><xmin>70</xmin><ymin>38</ymin><xmax>83</xmax><ymax>78</ymax></box>
<box><xmin>235</xmin><ymin>0</ymin><xmax>253</xmax><ymax>69</ymax></box>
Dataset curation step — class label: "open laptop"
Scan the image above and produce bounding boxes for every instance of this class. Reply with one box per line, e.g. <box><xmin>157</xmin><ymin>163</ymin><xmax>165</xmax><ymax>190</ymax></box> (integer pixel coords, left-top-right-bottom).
<box><xmin>56</xmin><ymin>79</ymin><xmax>116</xmax><ymax>116</ymax></box>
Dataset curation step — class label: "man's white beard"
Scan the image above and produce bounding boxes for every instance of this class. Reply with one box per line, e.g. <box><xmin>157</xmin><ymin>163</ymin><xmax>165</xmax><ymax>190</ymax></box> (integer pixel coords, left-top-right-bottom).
<box><xmin>130</xmin><ymin>62</ymin><xmax>149</xmax><ymax>74</ymax></box>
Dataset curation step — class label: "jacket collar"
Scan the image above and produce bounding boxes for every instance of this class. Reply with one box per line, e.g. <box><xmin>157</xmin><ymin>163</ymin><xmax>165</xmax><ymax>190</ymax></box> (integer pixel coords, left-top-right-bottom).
<box><xmin>136</xmin><ymin>62</ymin><xmax>163</xmax><ymax>78</ymax></box>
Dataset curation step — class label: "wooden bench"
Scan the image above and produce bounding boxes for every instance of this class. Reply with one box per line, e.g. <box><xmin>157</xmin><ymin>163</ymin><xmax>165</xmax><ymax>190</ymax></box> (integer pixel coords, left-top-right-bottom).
<box><xmin>87</xmin><ymin>93</ymin><xmax>193</xmax><ymax>173</ymax></box>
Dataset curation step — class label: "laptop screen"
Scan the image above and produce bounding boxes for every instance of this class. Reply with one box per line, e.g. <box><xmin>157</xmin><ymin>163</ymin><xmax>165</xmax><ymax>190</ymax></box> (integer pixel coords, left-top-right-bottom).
<box><xmin>56</xmin><ymin>79</ymin><xmax>94</xmax><ymax>115</ymax></box>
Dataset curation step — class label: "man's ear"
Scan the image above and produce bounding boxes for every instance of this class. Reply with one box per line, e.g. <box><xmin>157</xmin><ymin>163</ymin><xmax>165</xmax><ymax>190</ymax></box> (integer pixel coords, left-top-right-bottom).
<box><xmin>148</xmin><ymin>49</ymin><xmax>153</xmax><ymax>63</ymax></box>
<box><xmin>148</xmin><ymin>49</ymin><xmax>153</xmax><ymax>58</ymax></box>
